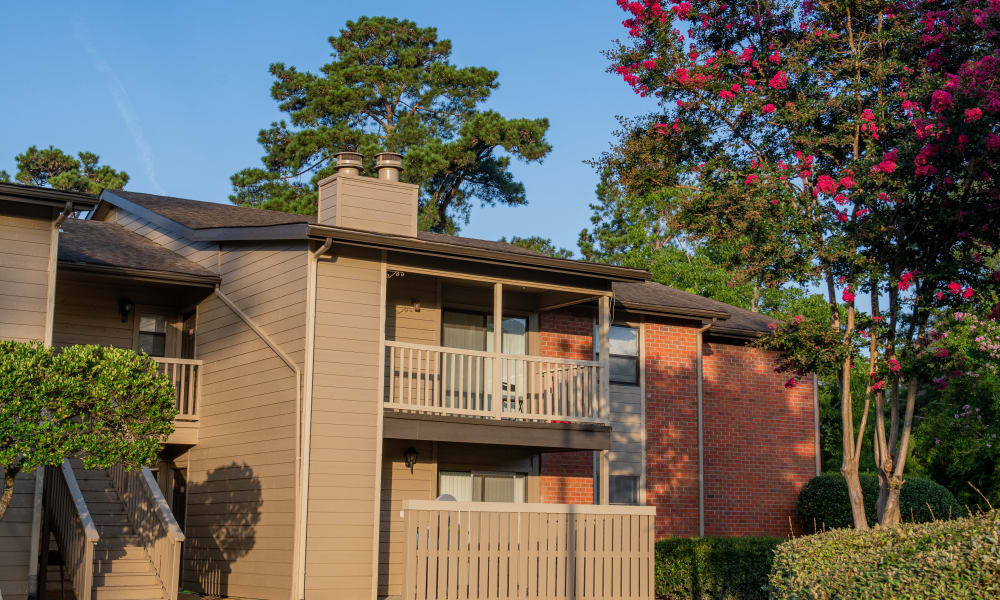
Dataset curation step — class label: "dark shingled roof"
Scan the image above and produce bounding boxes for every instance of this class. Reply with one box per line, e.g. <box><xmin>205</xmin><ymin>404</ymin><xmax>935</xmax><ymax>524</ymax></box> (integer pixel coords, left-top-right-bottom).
<box><xmin>58</xmin><ymin>219</ymin><xmax>218</xmax><ymax>280</ymax></box>
<box><xmin>111</xmin><ymin>190</ymin><xmax>316</xmax><ymax>229</ymax></box>
<box><xmin>102</xmin><ymin>190</ymin><xmax>775</xmax><ymax>334</ymax></box>
<box><xmin>613</xmin><ymin>281</ymin><xmax>775</xmax><ymax>334</ymax></box>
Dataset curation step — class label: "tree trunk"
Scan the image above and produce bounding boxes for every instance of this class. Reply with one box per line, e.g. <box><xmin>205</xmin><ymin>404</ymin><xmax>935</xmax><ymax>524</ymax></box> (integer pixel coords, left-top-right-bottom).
<box><xmin>879</xmin><ymin>476</ymin><xmax>904</xmax><ymax>525</ymax></box>
<box><xmin>841</xmin><ymin>459</ymin><xmax>869</xmax><ymax>529</ymax></box>
<box><xmin>0</xmin><ymin>466</ymin><xmax>18</xmax><ymax>522</ymax></box>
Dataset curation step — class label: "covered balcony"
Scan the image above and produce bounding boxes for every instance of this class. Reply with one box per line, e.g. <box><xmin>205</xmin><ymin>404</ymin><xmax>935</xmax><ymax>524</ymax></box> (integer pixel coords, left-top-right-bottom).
<box><xmin>380</xmin><ymin>265</ymin><xmax>614</xmax><ymax>442</ymax></box>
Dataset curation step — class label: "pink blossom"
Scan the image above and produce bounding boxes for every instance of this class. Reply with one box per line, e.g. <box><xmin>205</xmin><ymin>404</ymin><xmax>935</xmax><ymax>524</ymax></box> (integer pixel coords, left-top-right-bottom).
<box><xmin>861</xmin><ymin>108</ymin><xmax>875</xmax><ymax>122</ymax></box>
<box><xmin>987</xmin><ymin>134</ymin><xmax>1000</xmax><ymax>151</ymax></box>
<box><xmin>936</xmin><ymin>347</ymin><xmax>949</xmax><ymax>359</ymax></box>
<box><xmin>965</xmin><ymin>107</ymin><xmax>983</xmax><ymax>122</ymax></box>
<box><xmin>784</xmin><ymin>377</ymin><xmax>799</xmax><ymax>389</ymax></box>
<box><xmin>815</xmin><ymin>175</ymin><xmax>838</xmax><ymax>194</ymax></box>
<box><xmin>768</xmin><ymin>51</ymin><xmax>781</xmax><ymax>64</ymax></box>
<box><xmin>947</xmin><ymin>281</ymin><xmax>962</xmax><ymax>294</ymax></box>
<box><xmin>930</xmin><ymin>89</ymin><xmax>953</xmax><ymax>112</ymax></box>
<box><xmin>769</xmin><ymin>71</ymin><xmax>788</xmax><ymax>89</ymax></box>
<box><xmin>744</xmin><ymin>174</ymin><xmax>759</xmax><ymax>185</ymax></box>
<box><xmin>720</xmin><ymin>90</ymin><xmax>736</xmax><ymax>100</ymax></box>
<box><xmin>839</xmin><ymin>173</ymin><xmax>856</xmax><ymax>189</ymax></box>
<box><xmin>936</xmin><ymin>292</ymin><xmax>945</xmax><ymax>300</ymax></box>
<box><xmin>842</xmin><ymin>287</ymin><xmax>856</xmax><ymax>302</ymax></box>
<box><xmin>962</xmin><ymin>287</ymin><xmax>975</xmax><ymax>299</ymax></box>
<box><xmin>767</xmin><ymin>322</ymin><xmax>778</xmax><ymax>330</ymax></box>
<box><xmin>888</xmin><ymin>358</ymin><xmax>901</xmax><ymax>373</ymax></box>
<box><xmin>870</xmin><ymin>380</ymin><xmax>886</xmax><ymax>391</ymax></box>
<box><xmin>792</xmin><ymin>314</ymin><xmax>805</xmax><ymax>324</ymax></box>
<box><xmin>762</xmin><ymin>103</ymin><xmax>776</xmax><ymax>114</ymax></box>
<box><xmin>834</xmin><ymin>194</ymin><xmax>848</xmax><ymax>205</ymax></box>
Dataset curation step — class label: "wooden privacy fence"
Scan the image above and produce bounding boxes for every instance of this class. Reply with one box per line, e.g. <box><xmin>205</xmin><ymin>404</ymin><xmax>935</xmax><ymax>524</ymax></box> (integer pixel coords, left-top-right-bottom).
<box><xmin>401</xmin><ymin>500</ymin><xmax>656</xmax><ymax>600</ymax></box>
<box><xmin>385</xmin><ymin>341</ymin><xmax>607</xmax><ymax>424</ymax></box>
<box><xmin>153</xmin><ymin>357</ymin><xmax>202</xmax><ymax>422</ymax></box>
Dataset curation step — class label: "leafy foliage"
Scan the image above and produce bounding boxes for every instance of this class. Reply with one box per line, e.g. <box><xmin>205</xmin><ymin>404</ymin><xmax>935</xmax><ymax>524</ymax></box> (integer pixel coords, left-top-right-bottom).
<box><xmin>910</xmin><ymin>310</ymin><xmax>1000</xmax><ymax>507</ymax></box>
<box><xmin>9</xmin><ymin>145</ymin><xmax>128</xmax><ymax>193</ymax></box>
<box><xmin>498</xmin><ymin>236</ymin><xmax>573</xmax><ymax>259</ymax></box>
<box><xmin>607</xmin><ymin>0</ymin><xmax>1000</xmax><ymax>526</ymax></box>
<box><xmin>770</xmin><ymin>510</ymin><xmax>1000</xmax><ymax>600</ymax></box>
<box><xmin>655</xmin><ymin>536</ymin><xmax>782</xmax><ymax>600</ymax></box>
<box><xmin>232</xmin><ymin>16</ymin><xmax>551</xmax><ymax>233</ymax></box>
<box><xmin>797</xmin><ymin>473</ymin><xmax>961</xmax><ymax>531</ymax></box>
<box><xmin>579</xmin><ymin>167</ymin><xmax>823</xmax><ymax>313</ymax></box>
<box><xmin>0</xmin><ymin>341</ymin><xmax>176</xmax><ymax>520</ymax></box>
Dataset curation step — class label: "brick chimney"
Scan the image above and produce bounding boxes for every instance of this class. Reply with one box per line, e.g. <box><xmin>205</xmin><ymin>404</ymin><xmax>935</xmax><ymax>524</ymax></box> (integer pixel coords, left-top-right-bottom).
<box><xmin>317</xmin><ymin>151</ymin><xmax>418</xmax><ymax>237</ymax></box>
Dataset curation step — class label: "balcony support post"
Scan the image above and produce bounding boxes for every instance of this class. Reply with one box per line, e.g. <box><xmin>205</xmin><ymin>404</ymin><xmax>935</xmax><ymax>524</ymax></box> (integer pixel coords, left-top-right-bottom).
<box><xmin>598</xmin><ymin>295</ymin><xmax>611</xmax><ymax>505</ymax></box>
<box><xmin>492</xmin><ymin>282</ymin><xmax>503</xmax><ymax>419</ymax></box>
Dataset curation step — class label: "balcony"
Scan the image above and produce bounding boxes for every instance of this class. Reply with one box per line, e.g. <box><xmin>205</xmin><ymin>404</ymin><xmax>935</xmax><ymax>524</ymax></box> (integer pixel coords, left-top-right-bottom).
<box><xmin>153</xmin><ymin>357</ymin><xmax>201</xmax><ymax>445</ymax></box>
<box><xmin>384</xmin><ymin>341</ymin><xmax>607</xmax><ymax>425</ymax></box>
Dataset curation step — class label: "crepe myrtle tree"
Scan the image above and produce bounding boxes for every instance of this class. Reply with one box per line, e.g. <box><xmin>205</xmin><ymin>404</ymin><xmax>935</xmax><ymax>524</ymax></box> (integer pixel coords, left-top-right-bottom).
<box><xmin>0</xmin><ymin>342</ymin><xmax>177</xmax><ymax>521</ymax></box>
<box><xmin>608</xmin><ymin>0</ymin><xmax>1000</xmax><ymax>527</ymax></box>
<box><xmin>232</xmin><ymin>16</ymin><xmax>551</xmax><ymax>234</ymax></box>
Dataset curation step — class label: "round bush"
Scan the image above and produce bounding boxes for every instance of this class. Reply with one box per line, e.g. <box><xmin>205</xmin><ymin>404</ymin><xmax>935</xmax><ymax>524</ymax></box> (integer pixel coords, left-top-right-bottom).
<box><xmin>797</xmin><ymin>472</ymin><xmax>961</xmax><ymax>530</ymax></box>
<box><xmin>770</xmin><ymin>511</ymin><xmax>1000</xmax><ymax>600</ymax></box>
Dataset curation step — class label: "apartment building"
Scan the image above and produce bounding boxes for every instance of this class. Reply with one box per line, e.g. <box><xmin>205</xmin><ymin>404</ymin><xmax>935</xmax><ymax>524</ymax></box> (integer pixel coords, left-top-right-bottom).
<box><xmin>0</xmin><ymin>153</ymin><xmax>818</xmax><ymax>600</ymax></box>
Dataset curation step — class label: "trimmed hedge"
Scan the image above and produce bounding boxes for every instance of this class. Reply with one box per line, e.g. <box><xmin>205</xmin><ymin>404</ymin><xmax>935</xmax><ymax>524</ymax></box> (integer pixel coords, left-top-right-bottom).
<box><xmin>655</xmin><ymin>537</ymin><xmax>782</xmax><ymax>600</ymax></box>
<box><xmin>770</xmin><ymin>510</ymin><xmax>1000</xmax><ymax>599</ymax></box>
<box><xmin>797</xmin><ymin>472</ymin><xmax>961</xmax><ymax>530</ymax></box>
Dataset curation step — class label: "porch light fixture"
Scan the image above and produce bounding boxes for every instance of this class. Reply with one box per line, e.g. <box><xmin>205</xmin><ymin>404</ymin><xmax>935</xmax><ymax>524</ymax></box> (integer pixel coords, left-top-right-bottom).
<box><xmin>411</xmin><ymin>298</ymin><xmax>421</xmax><ymax>312</ymax></box>
<box><xmin>118</xmin><ymin>297</ymin><xmax>134</xmax><ymax>323</ymax></box>
<box><xmin>404</xmin><ymin>447</ymin><xmax>418</xmax><ymax>472</ymax></box>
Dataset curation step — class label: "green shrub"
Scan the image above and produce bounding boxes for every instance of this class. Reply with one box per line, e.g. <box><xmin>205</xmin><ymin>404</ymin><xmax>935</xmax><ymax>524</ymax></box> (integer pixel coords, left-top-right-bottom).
<box><xmin>769</xmin><ymin>510</ymin><xmax>1000</xmax><ymax>599</ymax></box>
<box><xmin>655</xmin><ymin>537</ymin><xmax>782</xmax><ymax>600</ymax></box>
<box><xmin>796</xmin><ymin>472</ymin><xmax>961</xmax><ymax>530</ymax></box>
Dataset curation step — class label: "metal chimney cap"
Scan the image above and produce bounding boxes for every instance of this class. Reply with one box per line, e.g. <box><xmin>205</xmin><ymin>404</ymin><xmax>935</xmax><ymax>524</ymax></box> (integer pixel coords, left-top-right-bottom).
<box><xmin>334</xmin><ymin>151</ymin><xmax>363</xmax><ymax>175</ymax></box>
<box><xmin>375</xmin><ymin>152</ymin><xmax>403</xmax><ymax>181</ymax></box>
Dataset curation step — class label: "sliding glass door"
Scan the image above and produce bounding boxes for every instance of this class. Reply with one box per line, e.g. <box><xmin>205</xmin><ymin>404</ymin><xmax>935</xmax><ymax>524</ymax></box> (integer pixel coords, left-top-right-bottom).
<box><xmin>441</xmin><ymin>311</ymin><xmax>527</xmax><ymax>413</ymax></box>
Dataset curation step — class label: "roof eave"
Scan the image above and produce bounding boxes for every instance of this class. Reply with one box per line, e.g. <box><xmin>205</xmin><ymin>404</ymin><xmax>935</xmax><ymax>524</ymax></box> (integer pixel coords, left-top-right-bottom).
<box><xmin>308</xmin><ymin>224</ymin><xmax>650</xmax><ymax>282</ymax></box>
<box><xmin>615</xmin><ymin>300</ymin><xmax>730</xmax><ymax>321</ymax></box>
<box><xmin>1</xmin><ymin>183</ymin><xmax>99</xmax><ymax>210</ymax></box>
<box><xmin>57</xmin><ymin>262</ymin><xmax>220</xmax><ymax>287</ymax></box>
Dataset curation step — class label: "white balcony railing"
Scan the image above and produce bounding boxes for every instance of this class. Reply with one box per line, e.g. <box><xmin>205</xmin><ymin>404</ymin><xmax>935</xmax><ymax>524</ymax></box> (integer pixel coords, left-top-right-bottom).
<box><xmin>153</xmin><ymin>357</ymin><xmax>201</xmax><ymax>423</ymax></box>
<box><xmin>384</xmin><ymin>341</ymin><xmax>607</xmax><ymax>424</ymax></box>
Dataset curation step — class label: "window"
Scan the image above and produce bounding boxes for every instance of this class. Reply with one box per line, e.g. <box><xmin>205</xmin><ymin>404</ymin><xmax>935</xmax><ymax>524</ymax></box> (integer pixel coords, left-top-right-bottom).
<box><xmin>137</xmin><ymin>314</ymin><xmax>168</xmax><ymax>357</ymax></box>
<box><xmin>609</xmin><ymin>475</ymin><xmax>639</xmax><ymax>505</ymax></box>
<box><xmin>438</xmin><ymin>471</ymin><xmax>526</xmax><ymax>503</ymax></box>
<box><xmin>595</xmin><ymin>324</ymin><xmax>639</xmax><ymax>384</ymax></box>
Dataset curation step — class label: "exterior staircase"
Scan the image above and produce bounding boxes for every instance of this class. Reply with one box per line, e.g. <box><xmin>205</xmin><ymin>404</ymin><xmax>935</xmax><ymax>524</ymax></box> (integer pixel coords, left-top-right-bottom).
<box><xmin>44</xmin><ymin>460</ymin><xmax>183</xmax><ymax>600</ymax></box>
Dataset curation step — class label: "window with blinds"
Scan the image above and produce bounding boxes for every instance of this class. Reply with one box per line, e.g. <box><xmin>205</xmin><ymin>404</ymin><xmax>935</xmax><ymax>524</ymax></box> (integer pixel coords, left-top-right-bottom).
<box><xmin>438</xmin><ymin>471</ymin><xmax>526</xmax><ymax>503</ymax></box>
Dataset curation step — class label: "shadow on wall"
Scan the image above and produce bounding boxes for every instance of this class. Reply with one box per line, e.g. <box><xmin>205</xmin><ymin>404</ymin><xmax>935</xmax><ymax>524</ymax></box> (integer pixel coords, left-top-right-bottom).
<box><xmin>183</xmin><ymin>463</ymin><xmax>261</xmax><ymax>597</ymax></box>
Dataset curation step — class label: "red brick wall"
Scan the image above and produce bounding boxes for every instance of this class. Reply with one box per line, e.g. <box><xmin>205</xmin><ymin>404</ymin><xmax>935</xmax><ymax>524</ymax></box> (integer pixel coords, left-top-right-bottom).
<box><xmin>538</xmin><ymin>309</ymin><xmax>594</xmax><ymax>504</ymax></box>
<box><xmin>534</xmin><ymin>308</ymin><xmax>817</xmax><ymax>537</ymax></box>
<box><xmin>644</xmin><ymin>320</ymin><xmax>701</xmax><ymax>537</ymax></box>
<box><xmin>702</xmin><ymin>342</ymin><xmax>816</xmax><ymax>536</ymax></box>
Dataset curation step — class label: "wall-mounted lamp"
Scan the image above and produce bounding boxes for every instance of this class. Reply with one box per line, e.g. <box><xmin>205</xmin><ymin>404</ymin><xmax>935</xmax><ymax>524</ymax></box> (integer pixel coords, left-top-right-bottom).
<box><xmin>404</xmin><ymin>447</ymin><xmax>419</xmax><ymax>472</ymax></box>
<box><xmin>118</xmin><ymin>297</ymin><xmax>134</xmax><ymax>323</ymax></box>
<box><xmin>411</xmin><ymin>298</ymin><xmax>421</xmax><ymax>312</ymax></box>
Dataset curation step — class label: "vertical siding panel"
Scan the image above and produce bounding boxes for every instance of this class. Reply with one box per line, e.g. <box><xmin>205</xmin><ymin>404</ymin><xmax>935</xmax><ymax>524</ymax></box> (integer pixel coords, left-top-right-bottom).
<box><xmin>306</xmin><ymin>245</ymin><xmax>382</xmax><ymax>599</ymax></box>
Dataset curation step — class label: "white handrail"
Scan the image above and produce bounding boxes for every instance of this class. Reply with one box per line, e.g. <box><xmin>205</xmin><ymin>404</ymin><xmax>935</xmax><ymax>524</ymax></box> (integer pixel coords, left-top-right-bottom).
<box><xmin>61</xmin><ymin>461</ymin><xmax>99</xmax><ymax>542</ymax></box>
<box><xmin>108</xmin><ymin>464</ymin><xmax>184</xmax><ymax>600</ymax></box>
<box><xmin>384</xmin><ymin>340</ymin><xmax>602</xmax><ymax>367</ymax></box>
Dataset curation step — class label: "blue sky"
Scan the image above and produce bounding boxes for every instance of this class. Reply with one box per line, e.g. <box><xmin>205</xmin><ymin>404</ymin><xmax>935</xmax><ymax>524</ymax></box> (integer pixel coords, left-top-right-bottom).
<box><xmin>0</xmin><ymin>1</ymin><xmax>648</xmax><ymax>254</ymax></box>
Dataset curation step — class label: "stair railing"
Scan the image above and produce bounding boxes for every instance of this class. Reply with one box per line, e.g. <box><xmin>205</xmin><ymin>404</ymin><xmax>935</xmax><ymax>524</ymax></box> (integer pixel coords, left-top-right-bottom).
<box><xmin>44</xmin><ymin>460</ymin><xmax>99</xmax><ymax>600</ymax></box>
<box><xmin>108</xmin><ymin>464</ymin><xmax>185</xmax><ymax>600</ymax></box>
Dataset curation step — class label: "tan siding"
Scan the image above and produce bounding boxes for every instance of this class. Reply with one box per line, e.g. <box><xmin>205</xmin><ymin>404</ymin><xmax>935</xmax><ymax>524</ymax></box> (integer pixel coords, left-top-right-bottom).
<box><xmin>321</xmin><ymin>176</ymin><xmax>418</xmax><ymax>237</ymax></box>
<box><xmin>305</xmin><ymin>245</ymin><xmax>383</xmax><ymax>599</ymax></box>
<box><xmin>0</xmin><ymin>204</ymin><xmax>52</xmax><ymax>343</ymax></box>
<box><xmin>0</xmin><ymin>471</ymin><xmax>38</xmax><ymax>600</ymax></box>
<box><xmin>104</xmin><ymin>206</ymin><xmax>219</xmax><ymax>272</ymax></box>
<box><xmin>185</xmin><ymin>241</ymin><xmax>308</xmax><ymax>600</ymax></box>
<box><xmin>385</xmin><ymin>273</ymin><xmax>439</xmax><ymax>345</ymax></box>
